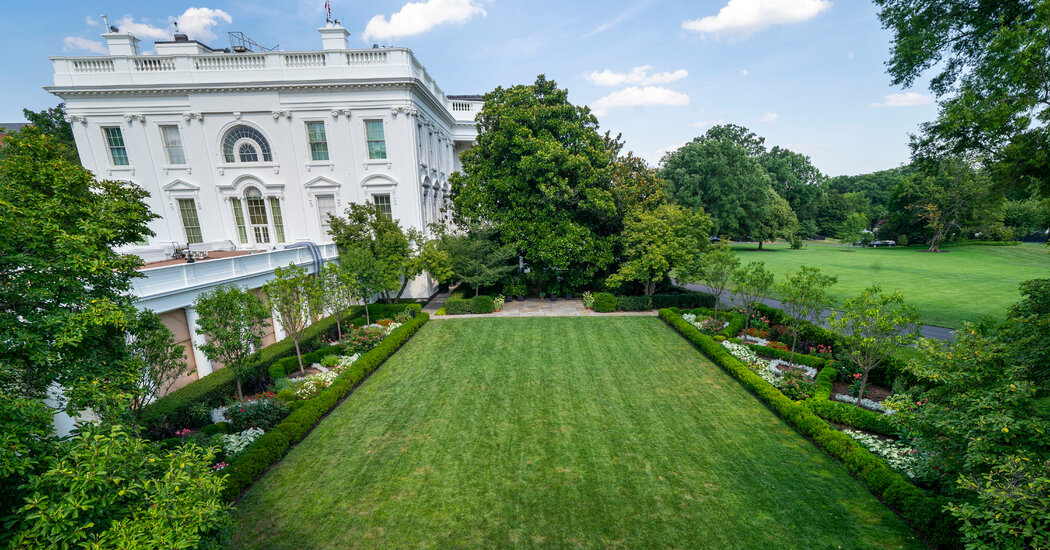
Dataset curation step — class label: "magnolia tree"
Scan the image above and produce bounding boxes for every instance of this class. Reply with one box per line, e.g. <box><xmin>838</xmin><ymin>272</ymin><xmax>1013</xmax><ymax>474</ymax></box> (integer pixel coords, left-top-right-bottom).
<box><xmin>830</xmin><ymin>284</ymin><xmax>919</xmax><ymax>403</ymax></box>
<box><xmin>776</xmin><ymin>266</ymin><xmax>837</xmax><ymax>366</ymax></box>
<box><xmin>264</xmin><ymin>264</ymin><xmax>320</xmax><ymax>374</ymax></box>
<box><xmin>732</xmin><ymin>261</ymin><xmax>774</xmax><ymax>335</ymax></box>
<box><xmin>193</xmin><ymin>285</ymin><xmax>270</xmax><ymax>398</ymax></box>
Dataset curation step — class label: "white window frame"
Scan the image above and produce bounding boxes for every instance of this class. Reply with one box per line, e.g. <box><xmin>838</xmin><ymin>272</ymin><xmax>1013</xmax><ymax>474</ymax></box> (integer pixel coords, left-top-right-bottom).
<box><xmin>159</xmin><ymin>125</ymin><xmax>187</xmax><ymax>165</ymax></box>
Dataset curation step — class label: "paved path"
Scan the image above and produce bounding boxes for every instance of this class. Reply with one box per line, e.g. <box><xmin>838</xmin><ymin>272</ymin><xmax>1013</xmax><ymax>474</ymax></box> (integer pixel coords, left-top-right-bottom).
<box><xmin>679</xmin><ymin>282</ymin><xmax>955</xmax><ymax>342</ymax></box>
<box><xmin>423</xmin><ymin>291</ymin><xmax>656</xmax><ymax>318</ymax></box>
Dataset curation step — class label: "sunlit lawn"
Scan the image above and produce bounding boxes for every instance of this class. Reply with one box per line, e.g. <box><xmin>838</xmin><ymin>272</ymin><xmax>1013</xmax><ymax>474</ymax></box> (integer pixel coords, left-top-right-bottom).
<box><xmin>732</xmin><ymin>242</ymin><xmax>1050</xmax><ymax>328</ymax></box>
<box><xmin>231</xmin><ymin>317</ymin><xmax>922</xmax><ymax>549</ymax></box>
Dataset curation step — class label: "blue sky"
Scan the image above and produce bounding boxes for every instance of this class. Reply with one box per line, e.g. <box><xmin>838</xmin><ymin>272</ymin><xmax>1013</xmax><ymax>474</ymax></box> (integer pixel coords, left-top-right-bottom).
<box><xmin>1</xmin><ymin>0</ymin><xmax>938</xmax><ymax>176</ymax></box>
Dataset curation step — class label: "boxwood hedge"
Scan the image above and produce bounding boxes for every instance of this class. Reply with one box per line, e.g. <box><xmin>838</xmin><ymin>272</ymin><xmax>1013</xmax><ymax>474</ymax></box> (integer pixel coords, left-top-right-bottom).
<box><xmin>221</xmin><ymin>312</ymin><xmax>430</xmax><ymax>502</ymax></box>
<box><xmin>658</xmin><ymin>309</ymin><xmax>960</xmax><ymax>548</ymax></box>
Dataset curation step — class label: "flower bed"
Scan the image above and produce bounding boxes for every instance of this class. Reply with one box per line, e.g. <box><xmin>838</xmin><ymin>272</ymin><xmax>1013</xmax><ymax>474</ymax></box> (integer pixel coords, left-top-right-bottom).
<box><xmin>834</xmin><ymin>393</ymin><xmax>890</xmax><ymax>414</ymax></box>
<box><xmin>843</xmin><ymin>429</ymin><xmax>921</xmax><ymax>480</ymax></box>
<box><xmin>768</xmin><ymin>359</ymin><xmax>818</xmax><ymax>379</ymax></box>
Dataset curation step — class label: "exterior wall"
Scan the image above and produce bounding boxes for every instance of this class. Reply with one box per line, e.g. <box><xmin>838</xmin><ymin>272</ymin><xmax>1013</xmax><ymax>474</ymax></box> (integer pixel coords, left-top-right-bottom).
<box><xmin>158</xmin><ymin>308</ymin><xmax>199</xmax><ymax>396</ymax></box>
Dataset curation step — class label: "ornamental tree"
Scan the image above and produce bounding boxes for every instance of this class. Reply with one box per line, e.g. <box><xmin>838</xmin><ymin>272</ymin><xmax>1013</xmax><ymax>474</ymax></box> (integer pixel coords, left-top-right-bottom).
<box><xmin>339</xmin><ymin>246</ymin><xmax>386</xmax><ymax>324</ymax></box>
<box><xmin>264</xmin><ymin>264</ymin><xmax>320</xmax><ymax>374</ymax></box>
<box><xmin>125</xmin><ymin>309</ymin><xmax>191</xmax><ymax>420</ymax></box>
<box><xmin>829</xmin><ymin>284</ymin><xmax>919</xmax><ymax>403</ymax></box>
<box><xmin>732</xmin><ymin>261</ymin><xmax>775</xmax><ymax>335</ymax></box>
<box><xmin>193</xmin><ymin>285</ymin><xmax>270</xmax><ymax>398</ymax></box>
<box><xmin>678</xmin><ymin>240</ymin><xmax>736</xmax><ymax>314</ymax></box>
<box><xmin>450</xmin><ymin>75</ymin><xmax>619</xmax><ymax>286</ymax></box>
<box><xmin>607</xmin><ymin>204</ymin><xmax>711</xmax><ymax>296</ymax></box>
<box><xmin>437</xmin><ymin>226</ymin><xmax>517</xmax><ymax>296</ymax></box>
<box><xmin>776</xmin><ymin>266</ymin><xmax>837</xmax><ymax>366</ymax></box>
<box><xmin>317</xmin><ymin>261</ymin><xmax>355</xmax><ymax>341</ymax></box>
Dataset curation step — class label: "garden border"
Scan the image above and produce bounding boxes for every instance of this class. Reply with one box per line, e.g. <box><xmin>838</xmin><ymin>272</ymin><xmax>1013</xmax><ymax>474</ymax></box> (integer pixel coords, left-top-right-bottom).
<box><xmin>658</xmin><ymin>308</ymin><xmax>960</xmax><ymax>549</ymax></box>
<box><xmin>221</xmin><ymin>312</ymin><xmax>430</xmax><ymax>502</ymax></box>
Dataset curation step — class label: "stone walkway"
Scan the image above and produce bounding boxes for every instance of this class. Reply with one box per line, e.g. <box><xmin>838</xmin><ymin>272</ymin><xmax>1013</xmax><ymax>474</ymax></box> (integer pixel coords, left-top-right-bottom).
<box><xmin>422</xmin><ymin>291</ymin><xmax>656</xmax><ymax>318</ymax></box>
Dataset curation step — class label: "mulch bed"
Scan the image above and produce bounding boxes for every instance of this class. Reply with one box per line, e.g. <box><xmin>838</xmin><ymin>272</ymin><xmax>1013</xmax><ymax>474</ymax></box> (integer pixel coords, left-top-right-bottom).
<box><xmin>286</xmin><ymin>367</ymin><xmax>322</xmax><ymax>380</ymax></box>
<box><xmin>832</xmin><ymin>380</ymin><xmax>891</xmax><ymax>402</ymax></box>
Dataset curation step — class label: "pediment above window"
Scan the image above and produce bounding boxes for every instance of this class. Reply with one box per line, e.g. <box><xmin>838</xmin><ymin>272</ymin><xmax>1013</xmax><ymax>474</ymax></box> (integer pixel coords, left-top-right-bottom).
<box><xmin>304</xmin><ymin>176</ymin><xmax>341</xmax><ymax>190</ymax></box>
<box><xmin>162</xmin><ymin>179</ymin><xmax>200</xmax><ymax>196</ymax></box>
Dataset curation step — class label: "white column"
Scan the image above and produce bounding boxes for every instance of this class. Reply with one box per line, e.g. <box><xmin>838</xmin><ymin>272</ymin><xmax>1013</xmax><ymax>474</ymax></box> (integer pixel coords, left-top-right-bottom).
<box><xmin>184</xmin><ymin>306</ymin><xmax>213</xmax><ymax>377</ymax></box>
<box><xmin>272</xmin><ymin>307</ymin><xmax>287</xmax><ymax>341</ymax></box>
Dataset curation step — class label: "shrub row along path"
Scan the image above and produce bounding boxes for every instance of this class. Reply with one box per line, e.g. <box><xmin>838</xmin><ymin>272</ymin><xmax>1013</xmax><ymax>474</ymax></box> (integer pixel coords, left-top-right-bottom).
<box><xmin>422</xmin><ymin>291</ymin><xmax>658</xmax><ymax>318</ymax></box>
<box><xmin>679</xmin><ymin>281</ymin><xmax>954</xmax><ymax>342</ymax></box>
<box><xmin>231</xmin><ymin>317</ymin><xmax>922</xmax><ymax>549</ymax></box>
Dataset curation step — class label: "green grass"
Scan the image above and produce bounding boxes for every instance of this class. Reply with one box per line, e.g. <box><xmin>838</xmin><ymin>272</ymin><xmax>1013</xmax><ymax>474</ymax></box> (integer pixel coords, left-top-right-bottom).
<box><xmin>731</xmin><ymin>242</ymin><xmax>1050</xmax><ymax>328</ymax></box>
<box><xmin>231</xmin><ymin>317</ymin><xmax>922</xmax><ymax>549</ymax></box>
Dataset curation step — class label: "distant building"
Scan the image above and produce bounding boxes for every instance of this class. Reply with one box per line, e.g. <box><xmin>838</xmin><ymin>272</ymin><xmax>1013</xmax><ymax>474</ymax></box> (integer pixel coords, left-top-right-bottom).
<box><xmin>47</xmin><ymin>23</ymin><xmax>481</xmax><ymax>389</ymax></box>
<box><xmin>0</xmin><ymin>122</ymin><xmax>28</xmax><ymax>138</ymax></box>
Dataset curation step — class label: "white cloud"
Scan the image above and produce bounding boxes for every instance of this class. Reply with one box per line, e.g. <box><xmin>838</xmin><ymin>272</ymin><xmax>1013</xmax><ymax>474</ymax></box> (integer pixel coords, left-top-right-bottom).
<box><xmin>871</xmin><ymin>92</ymin><xmax>934</xmax><ymax>107</ymax></box>
<box><xmin>847</xmin><ymin>50</ymin><xmax>855</xmax><ymax>59</ymax></box>
<box><xmin>363</xmin><ymin>0</ymin><xmax>485</xmax><ymax>42</ymax></box>
<box><xmin>582</xmin><ymin>0</ymin><xmax>653</xmax><ymax>39</ymax></box>
<box><xmin>85</xmin><ymin>16</ymin><xmax>98</xmax><ymax>27</ymax></box>
<box><xmin>63</xmin><ymin>36</ymin><xmax>108</xmax><ymax>55</ymax></box>
<box><xmin>113</xmin><ymin>8</ymin><xmax>232</xmax><ymax>42</ymax></box>
<box><xmin>761</xmin><ymin>112</ymin><xmax>779</xmax><ymax>122</ymax></box>
<box><xmin>591</xmin><ymin>86</ymin><xmax>690</xmax><ymax>116</ymax></box>
<box><xmin>691</xmin><ymin>118</ymin><xmax>725</xmax><ymax>128</ymax></box>
<box><xmin>583</xmin><ymin>65</ymin><xmax>688</xmax><ymax>87</ymax></box>
<box><xmin>683</xmin><ymin>0</ymin><xmax>832</xmax><ymax>38</ymax></box>
<box><xmin>740</xmin><ymin>69</ymin><xmax>749</xmax><ymax>76</ymax></box>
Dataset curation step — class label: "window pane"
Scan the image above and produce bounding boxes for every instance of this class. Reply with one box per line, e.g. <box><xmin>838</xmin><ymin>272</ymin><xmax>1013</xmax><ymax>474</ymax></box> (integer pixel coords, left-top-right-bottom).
<box><xmin>246</xmin><ymin>195</ymin><xmax>270</xmax><ymax>244</ymax></box>
<box><xmin>177</xmin><ymin>199</ymin><xmax>203</xmax><ymax>244</ymax></box>
<box><xmin>222</xmin><ymin>125</ymin><xmax>272</xmax><ymax>162</ymax></box>
<box><xmin>307</xmin><ymin>122</ymin><xmax>329</xmax><ymax>161</ymax></box>
<box><xmin>317</xmin><ymin>194</ymin><xmax>336</xmax><ymax>239</ymax></box>
<box><xmin>231</xmin><ymin>198</ymin><xmax>248</xmax><ymax>244</ymax></box>
<box><xmin>373</xmin><ymin>194</ymin><xmax>392</xmax><ymax>221</ymax></box>
<box><xmin>238</xmin><ymin>143</ymin><xmax>259</xmax><ymax>163</ymax></box>
<box><xmin>269</xmin><ymin>197</ymin><xmax>286</xmax><ymax>243</ymax></box>
<box><xmin>365</xmin><ymin>120</ymin><xmax>387</xmax><ymax>160</ymax></box>
<box><xmin>104</xmin><ymin>127</ymin><xmax>129</xmax><ymax>166</ymax></box>
<box><xmin>160</xmin><ymin>125</ymin><xmax>186</xmax><ymax>165</ymax></box>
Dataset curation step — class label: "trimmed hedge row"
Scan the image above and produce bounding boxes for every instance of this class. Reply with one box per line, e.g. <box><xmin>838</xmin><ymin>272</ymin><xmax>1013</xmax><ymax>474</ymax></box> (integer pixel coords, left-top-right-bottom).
<box><xmin>444</xmin><ymin>295</ymin><xmax>497</xmax><ymax>315</ymax></box>
<box><xmin>680</xmin><ymin>307</ymin><xmax>746</xmax><ymax>339</ymax></box>
<box><xmin>659</xmin><ymin>309</ymin><xmax>960</xmax><ymax>548</ymax></box>
<box><xmin>729</xmin><ymin>339</ymin><xmax>832</xmax><ymax>369</ymax></box>
<box><xmin>805</xmin><ymin>365</ymin><xmax>897</xmax><ymax>435</ymax></box>
<box><xmin>615</xmin><ymin>295</ymin><xmax>652</xmax><ymax>311</ymax></box>
<box><xmin>221</xmin><ymin>312</ymin><xmax>430</xmax><ymax>502</ymax></box>
<box><xmin>140</xmin><ymin>303</ymin><xmax>421</xmax><ymax>437</ymax></box>
<box><xmin>650</xmin><ymin>292</ymin><xmax>716</xmax><ymax>310</ymax></box>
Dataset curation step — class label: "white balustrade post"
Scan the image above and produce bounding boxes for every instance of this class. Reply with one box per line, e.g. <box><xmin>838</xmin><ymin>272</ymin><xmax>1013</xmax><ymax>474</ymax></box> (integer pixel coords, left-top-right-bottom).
<box><xmin>184</xmin><ymin>306</ymin><xmax>213</xmax><ymax>377</ymax></box>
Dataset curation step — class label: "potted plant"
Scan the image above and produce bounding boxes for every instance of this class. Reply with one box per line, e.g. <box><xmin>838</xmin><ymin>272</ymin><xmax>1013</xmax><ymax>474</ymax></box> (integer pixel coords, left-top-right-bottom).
<box><xmin>548</xmin><ymin>280</ymin><xmax>560</xmax><ymax>302</ymax></box>
<box><xmin>538</xmin><ymin>290</ymin><xmax>546</xmax><ymax>301</ymax></box>
<box><xmin>514</xmin><ymin>280</ymin><xmax>526</xmax><ymax>301</ymax></box>
<box><xmin>563</xmin><ymin>282</ymin><xmax>573</xmax><ymax>300</ymax></box>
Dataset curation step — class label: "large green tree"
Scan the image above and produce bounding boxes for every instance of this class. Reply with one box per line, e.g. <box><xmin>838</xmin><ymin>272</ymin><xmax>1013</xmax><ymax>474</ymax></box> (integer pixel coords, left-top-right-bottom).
<box><xmin>22</xmin><ymin>103</ymin><xmax>79</xmax><ymax>164</ymax></box>
<box><xmin>607</xmin><ymin>203</ymin><xmax>711</xmax><ymax>296</ymax></box>
<box><xmin>759</xmin><ymin>146</ymin><xmax>826</xmax><ymax>237</ymax></box>
<box><xmin>875</xmin><ymin>0</ymin><xmax>1050</xmax><ymax>198</ymax></box>
<box><xmin>751</xmin><ymin>190</ymin><xmax>798</xmax><ymax>250</ymax></box>
<box><xmin>450</xmin><ymin>75</ymin><xmax>619</xmax><ymax>288</ymax></box>
<box><xmin>661</xmin><ymin>125</ymin><xmax>773</xmax><ymax>239</ymax></box>
<box><xmin>0</xmin><ymin>126</ymin><xmax>155</xmax><ymax>413</ymax></box>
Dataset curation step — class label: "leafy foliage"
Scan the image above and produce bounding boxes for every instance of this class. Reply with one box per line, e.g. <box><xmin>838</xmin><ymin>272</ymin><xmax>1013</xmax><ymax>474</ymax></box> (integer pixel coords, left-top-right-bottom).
<box><xmin>264</xmin><ymin>264</ymin><xmax>321</xmax><ymax>374</ymax></box>
<box><xmin>126</xmin><ymin>309</ymin><xmax>191</xmax><ymax>420</ymax></box>
<box><xmin>776</xmin><ymin>266</ymin><xmax>837</xmax><ymax>366</ymax></box>
<box><xmin>607</xmin><ymin>203</ymin><xmax>711</xmax><ymax>295</ymax></box>
<box><xmin>194</xmin><ymin>285</ymin><xmax>270</xmax><ymax>398</ymax></box>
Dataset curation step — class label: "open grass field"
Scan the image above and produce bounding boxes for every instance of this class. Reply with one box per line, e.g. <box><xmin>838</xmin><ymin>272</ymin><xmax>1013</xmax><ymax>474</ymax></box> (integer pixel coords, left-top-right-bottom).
<box><xmin>731</xmin><ymin>242</ymin><xmax>1050</xmax><ymax>328</ymax></box>
<box><xmin>231</xmin><ymin>317</ymin><xmax>921</xmax><ymax>549</ymax></box>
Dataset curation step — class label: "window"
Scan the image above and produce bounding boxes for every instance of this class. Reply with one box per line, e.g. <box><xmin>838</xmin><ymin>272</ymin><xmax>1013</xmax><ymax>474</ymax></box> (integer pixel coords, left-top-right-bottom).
<box><xmin>372</xmin><ymin>193</ymin><xmax>392</xmax><ymax>220</ymax></box>
<box><xmin>231</xmin><ymin>198</ymin><xmax>248</xmax><ymax>244</ymax></box>
<box><xmin>317</xmin><ymin>194</ymin><xmax>336</xmax><ymax>239</ymax></box>
<box><xmin>245</xmin><ymin>188</ymin><xmax>270</xmax><ymax>244</ymax></box>
<box><xmin>238</xmin><ymin>142</ymin><xmax>259</xmax><ymax>163</ymax></box>
<box><xmin>160</xmin><ymin>125</ymin><xmax>186</xmax><ymax>165</ymax></box>
<box><xmin>306</xmin><ymin>122</ymin><xmax>329</xmax><ymax>161</ymax></box>
<box><xmin>268</xmin><ymin>197</ymin><xmax>285</xmax><ymax>243</ymax></box>
<box><xmin>177</xmin><ymin>199</ymin><xmax>203</xmax><ymax>244</ymax></box>
<box><xmin>103</xmin><ymin>127</ymin><xmax>129</xmax><ymax>166</ymax></box>
<box><xmin>365</xmin><ymin>120</ymin><xmax>387</xmax><ymax>160</ymax></box>
<box><xmin>221</xmin><ymin>125</ymin><xmax>273</xmax><ymax>163</ymax></box>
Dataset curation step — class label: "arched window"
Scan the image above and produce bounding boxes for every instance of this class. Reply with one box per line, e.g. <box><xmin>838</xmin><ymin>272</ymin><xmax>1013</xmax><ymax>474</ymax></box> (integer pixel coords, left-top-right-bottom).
<box><xmin>222</xmin><ymin>125</ymin><xmax>273</xmax><ymax>163</ymax></box>
<box><xmin>232</xmin><ymin>186</ymin><xmax>285</xmax><ymax>245</ymax></box>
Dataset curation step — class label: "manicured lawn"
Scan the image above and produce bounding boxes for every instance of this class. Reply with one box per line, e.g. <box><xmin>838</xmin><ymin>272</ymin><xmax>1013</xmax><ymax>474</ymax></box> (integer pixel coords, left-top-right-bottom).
<box><xmin>231</xmin><ymin>317</ymin><xmax>922</xmax><ymax>549</ymax></box>
<box><xmin>731</xmin><ymin>242</ymin><xmax>1050</xmax><ymax>328</ymax></box>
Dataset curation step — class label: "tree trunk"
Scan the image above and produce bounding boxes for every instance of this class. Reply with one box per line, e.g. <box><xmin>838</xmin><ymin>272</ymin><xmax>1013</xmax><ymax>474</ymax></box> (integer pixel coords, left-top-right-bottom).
<box><xmin>236</xmin><ymin>376</ymin><xmax>244</xmax><ymax>399</ymax></box>
<box><xmin>395</xmin><ymin>279</ymin><xmax>410</xmax><ymax>301</ymax></box>
<box><xmin>758</xmin><ymin>240</ymin><xmax>764</xmax><ymax>250</ymax></box>
<box><xmin>856</xmin><ymin>370</ymin><xmax>869</xmax><ymax>403</ymax></box>
<box><xmin>743</xmin><ymin>303</ymin><xmax>751</xmax><ymax>335</ymax></box>
<box><xmin>383</xmin><ymin>291</ymin><xmax>393</xmax><ymax>304</ymax></box>
<box><xmin>364</xmin><ymin>302</ymin><xmax>371</xmax><ymax>325</ymax></box>
<box><xmin>335</xmin><ymin>312</ymin><xmax>343</xmax><ymax>341</ymax></box>
<box><xmin>928</xmin><ymin>231</ymin><xmax>943</xmax><ymax>253</ymax></box>
<box><xmin>713</xmin><ymin>292</ymin><xmax>720</xmax><ymax>317</ymax></box>
<box><xmin>789</xmin><ymin>327</ymin><xmax>799</xmax><ymax>366</ymax></box>
<box><xmin>294</xmin><ymin>338</ymin><xmax>304</xmax><ymax>374</ymax></box>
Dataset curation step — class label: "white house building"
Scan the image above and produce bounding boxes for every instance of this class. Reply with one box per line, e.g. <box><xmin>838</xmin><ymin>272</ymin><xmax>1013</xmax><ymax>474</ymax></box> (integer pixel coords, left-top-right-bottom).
<box><xmin>47</xmin><ymin>23</ymin><xmax>481</xmax><ymax>390</ymax></box>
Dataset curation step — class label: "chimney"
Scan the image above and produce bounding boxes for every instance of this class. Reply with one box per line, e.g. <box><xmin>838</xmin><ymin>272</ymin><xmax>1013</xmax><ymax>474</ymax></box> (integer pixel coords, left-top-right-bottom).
<box><xmin>103</xmin><ymin>32</ymin><xmax>141</xmax><ymax>56</ymax></box>
<box><xmin>318</xmin><ymin>23</ymin><xmax>349</xmax><ymax>50</ymax></box>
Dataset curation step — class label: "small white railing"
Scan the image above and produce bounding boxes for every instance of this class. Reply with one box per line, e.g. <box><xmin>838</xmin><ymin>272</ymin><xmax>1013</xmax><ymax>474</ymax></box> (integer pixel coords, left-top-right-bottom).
<box><xmin>347</xmin><ymin>51</ymin><xmax>388</xmax><ymax>65</ymax></box>
<box><xmin>71</xmin><ymin>58</ymin><xmax>114</xmax><ymax>73</ymax></box>
<box><xmin>451</xmin><ymin>102</ymin><xmax>472</xmax><ymax>112</ymax></box>
<box><xmin>133</xmin><ymin>57</ymin><xmax>175</xmax><ymax>71</ymax></box>
<box><xmin>284</xmin><ymin>53</ymin><xmax>326</xmax><ymax>67</ymax></box>
<box><xmin>193</xmin><ymin>54</ymin><xmax>266</xmax><ymax>71</ymax></box>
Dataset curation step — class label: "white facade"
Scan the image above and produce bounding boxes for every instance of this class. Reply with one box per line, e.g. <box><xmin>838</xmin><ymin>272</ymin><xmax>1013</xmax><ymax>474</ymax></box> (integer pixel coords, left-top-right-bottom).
<box><xmin>48</xmin><ymin>24</ymin><xmax>481</xmax><ymax>300</ymax></box>
<box><xmin>45</xmin><ymin>24</ymin><xmax>481</xmax><ymax>393</ymax></box>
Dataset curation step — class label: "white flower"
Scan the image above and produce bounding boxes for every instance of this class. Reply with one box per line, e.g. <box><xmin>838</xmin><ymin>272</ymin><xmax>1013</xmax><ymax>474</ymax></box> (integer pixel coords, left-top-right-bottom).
<box><xmin>768</xmin><ymin>359</ymin><xmax>817</xmax><ymax>379</ymax></box>
<box><xmin>843</xmin><ymin>429</ymin><xmax>921</xmax><ymax>478</ymax></box>
<box><xmin>219</xmin><ymin>427</ymin><xmax>265</xmax><ymax>456</ymax></box>
<box><xmin>834</xmin><ymin>393</ymin><xmax>890</xmax><ymax>413</ymax></box>
<box><xmin>210</xmin><ymin>406</ymin><xmax>228</xmax><ymax>424</ymax></box>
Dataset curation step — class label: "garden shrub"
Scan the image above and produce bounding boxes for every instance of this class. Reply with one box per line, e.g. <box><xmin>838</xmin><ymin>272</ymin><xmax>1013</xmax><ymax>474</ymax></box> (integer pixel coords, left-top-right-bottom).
<box><xmin>592</xmin><ymin>292</ymin><xmax>616</xmax><ymax>313</ymax></box>
<box><xmin>473</xmin><ymin>295</ymin><xmax>495</xmax><ymax>314</ymax></box>
<box><xmin>615</xmin><ymin>295</ymin><xmax>652</xmax><ymax>311</ymax></box>
<box><xmin>200</xmin><ymin>421</ymin><xmax>230</xmax><ymax>436</ymax></box>
<box><xmin>657</xmin><ymin>308</ymin><xmax>960</xmax><ymax>548</ymax></box>
<box><xmin>650</xmin><ymin>293</ymin><xmax>717</xmax><ymax>309</ymax></box>
<box><xmin>140</xmin><ymin>303</ymin><xmax>422</xmax><ymax>438</ymax></box>
<box><xmin>227</xmin><ymin>396</ymin><xmax>290</xmax><ymax>432</ymax></box>
<box><xmin>445</xmin><ymin>298</ymin><xmax>474</xmax><ymax>315</ymax></box>
<box><xmin>221</xmin><ymin>312</ymin><xmax>430</xmax><ymax>502</ymax></box>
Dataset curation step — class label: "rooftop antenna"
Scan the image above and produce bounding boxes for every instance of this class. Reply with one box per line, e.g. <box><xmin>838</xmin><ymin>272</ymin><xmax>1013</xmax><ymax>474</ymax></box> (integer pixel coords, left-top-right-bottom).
<box><xmin>173</xmin><ymin>21</ymin><xmax>179</xmax><ymax>33</ymax></box>
<box><xmin>101</xmin><ymin>14</ymin><xmax>118</xmax><ymax>33</ymax></box>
